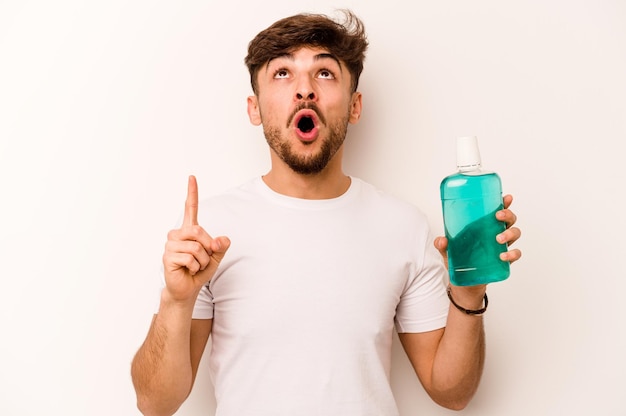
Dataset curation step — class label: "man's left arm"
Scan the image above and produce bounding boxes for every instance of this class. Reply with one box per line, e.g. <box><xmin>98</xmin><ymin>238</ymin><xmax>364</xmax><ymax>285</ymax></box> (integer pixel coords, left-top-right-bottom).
<box><xmin>399</xmin><ymin>195</ymin><xmax>522</xmax><ymax>410</ymax></box>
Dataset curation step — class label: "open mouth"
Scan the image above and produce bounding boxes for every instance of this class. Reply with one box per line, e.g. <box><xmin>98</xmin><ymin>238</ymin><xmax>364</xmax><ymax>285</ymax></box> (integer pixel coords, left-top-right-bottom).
<box><xmin>293</xmin><ymin>110</ymin><xmax>319</xmax><ymax>141</ymax></box>
<box><xmin>297</xmin><ymin>116</ymin><xmax>315</xmax><ymax>133</ymax></box>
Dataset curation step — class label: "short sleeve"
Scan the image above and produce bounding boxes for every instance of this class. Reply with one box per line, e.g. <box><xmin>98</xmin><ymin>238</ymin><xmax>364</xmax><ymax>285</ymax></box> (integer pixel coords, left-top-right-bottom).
<box><xmin>192</xmin><ymin>284</ymin><xmax>215</xmax><ymax>319</ymax></box>
<box><xmin>394</xmin><ymin>230</ymin><xmax>449</xmax><ymax>333</ymax></box>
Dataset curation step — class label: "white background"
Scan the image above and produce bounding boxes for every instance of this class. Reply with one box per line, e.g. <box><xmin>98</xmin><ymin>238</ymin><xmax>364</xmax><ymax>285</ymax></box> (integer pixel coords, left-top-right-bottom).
<box><xmin>1</xmin><ymin>1</ymin><xmax>625</xmax><ymax>415</ymax></box>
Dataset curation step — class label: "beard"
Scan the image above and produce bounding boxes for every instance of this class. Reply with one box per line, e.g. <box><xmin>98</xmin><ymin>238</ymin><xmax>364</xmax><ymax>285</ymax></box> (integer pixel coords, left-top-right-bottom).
<box><xmin>263</xmin><ymin>106</ymin><xmax>350</xmax><ymax>175</ymax></box>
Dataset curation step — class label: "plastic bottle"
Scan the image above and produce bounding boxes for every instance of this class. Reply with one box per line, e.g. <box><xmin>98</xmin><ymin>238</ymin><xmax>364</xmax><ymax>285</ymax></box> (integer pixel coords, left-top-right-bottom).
<box><xmin>440</xmin><ymin>136</ymin><xmax>510</xmax><ymax>286</ymax></box>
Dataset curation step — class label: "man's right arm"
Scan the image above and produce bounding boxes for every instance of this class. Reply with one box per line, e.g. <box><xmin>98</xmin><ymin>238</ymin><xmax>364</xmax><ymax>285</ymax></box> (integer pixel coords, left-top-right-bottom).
<box><xmin>131</xmin><ymin>175</ymin><xmax>229</xmax><ymax>415</ymax></box>
<box><xmin>131</xmin><ymin>304</ymin><xmax>212</xmax><ymax>416</ymax></box>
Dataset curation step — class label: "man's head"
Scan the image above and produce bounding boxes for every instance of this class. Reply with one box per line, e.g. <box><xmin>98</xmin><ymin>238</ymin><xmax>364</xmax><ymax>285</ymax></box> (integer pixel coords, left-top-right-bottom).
<box><xmin>245</xmin><ymin>10</ymin><xmax>368</xmax><ymax>177</ymax></box>
<box><xmin>245</xmin><ymin>10</ymin><xmax>368</xmax><ymax>95</ymax></box>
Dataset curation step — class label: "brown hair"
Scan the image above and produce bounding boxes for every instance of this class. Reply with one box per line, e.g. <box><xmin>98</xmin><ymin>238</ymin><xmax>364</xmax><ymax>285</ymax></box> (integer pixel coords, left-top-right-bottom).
<box><xmin>244</xmin><ymin>10</ymin><xmax>368</xmax><ymax>94</ymax></box>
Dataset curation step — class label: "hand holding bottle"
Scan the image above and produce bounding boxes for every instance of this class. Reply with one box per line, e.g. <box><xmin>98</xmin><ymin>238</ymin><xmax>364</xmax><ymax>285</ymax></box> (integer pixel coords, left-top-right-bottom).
<box><xmin>435</xmin><ymin>194</ymin><xmax>522</xmax><ymax>270</ymax></box>
<box><xmin>440</xmin><ymin>136</ymin><xmax>522</xmax><ymax>286</ymax></box>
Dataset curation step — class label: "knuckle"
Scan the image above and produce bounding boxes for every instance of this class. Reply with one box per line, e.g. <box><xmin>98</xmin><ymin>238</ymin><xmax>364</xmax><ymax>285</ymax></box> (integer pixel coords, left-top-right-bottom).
<box><xmin>183</xmin><ymin>253</ymin><xmax>197</xmax><ymax>268</ymax></box>
<box><xmin>167</xmin><ymin>229</ymin><xmax>178</xmax><ymax>240</ymax></box>
<box><xmin>163</xmin><ymin>241</ymin><xmax>174</xmax><ymax>256</ymax></box>
<box><xmin>189</xmin><ymin>241</ymin><xmax>204</xmax><ymax>257</ymax></box>
<box><xmin>189</xmin><ymin>225</ymin><xmax>204</xmax><ymax>239</ymax></box>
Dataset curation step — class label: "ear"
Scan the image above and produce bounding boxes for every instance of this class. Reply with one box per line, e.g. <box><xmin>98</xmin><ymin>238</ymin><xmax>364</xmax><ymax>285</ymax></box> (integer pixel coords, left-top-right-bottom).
<box><xmin>247</xmin><ymin>96</ymin><xmax>262</xmax><ymax>126</ymax></box>
<box><xmin>348</xmin><ymin>92</ymin><xmax>362</xmax><ymax>124</ymax></box>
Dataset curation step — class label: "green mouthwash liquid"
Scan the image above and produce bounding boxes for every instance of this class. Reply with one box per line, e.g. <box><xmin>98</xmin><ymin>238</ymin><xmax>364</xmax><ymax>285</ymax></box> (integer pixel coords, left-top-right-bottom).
<box><xmin>440</xmin><ymin>137</ymin><xmax>510</xmax><ymax>286</ymax></box>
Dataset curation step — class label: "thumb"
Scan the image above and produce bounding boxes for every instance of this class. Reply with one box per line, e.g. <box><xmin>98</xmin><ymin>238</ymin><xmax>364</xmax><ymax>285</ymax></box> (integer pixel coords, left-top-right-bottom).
<box><xmin>210</xmin><ymin>236</ymin><xmax>231</xmax><ymax>264</ymax></box>
<box><xmin>434</xmin><ymin>236</ymin><xmax>449</xmax><ymax>261</ymax></box>
<box><xmin>434</xmin><ymin>236</ymin><xmax>447</xmax><ymax>252</ymax></box>
<box><xmin>196</xmin><ymin>236</ymin><xmax>231</xmax><ymax>283</ymax></box>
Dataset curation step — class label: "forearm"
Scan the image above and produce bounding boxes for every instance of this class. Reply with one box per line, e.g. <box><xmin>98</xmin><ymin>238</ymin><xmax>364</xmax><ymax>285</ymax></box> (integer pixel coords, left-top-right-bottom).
<box><xmin>430</xmin><ymin>286</ymin><xmax>486</xmax><ymax>409</ymax></box>
<box><xmin>131</xmin><ymin>292</ymin><xmax>197</xmax><ymax>416</ymax></box>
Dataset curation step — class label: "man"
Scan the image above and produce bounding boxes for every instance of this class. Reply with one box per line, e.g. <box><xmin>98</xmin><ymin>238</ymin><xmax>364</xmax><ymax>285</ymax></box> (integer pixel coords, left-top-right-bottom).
<box><xmin>131</xmin><ymin>10</ymin><xmax>522</xmax><ymax>416</ymax></box>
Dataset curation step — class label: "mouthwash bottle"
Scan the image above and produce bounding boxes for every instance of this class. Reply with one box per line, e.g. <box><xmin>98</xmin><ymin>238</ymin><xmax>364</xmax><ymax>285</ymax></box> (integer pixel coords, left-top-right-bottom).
<box><xmin>440</xmin><ymin>136</ymin><xmax>510</xmax><ymax>286</ymax></box>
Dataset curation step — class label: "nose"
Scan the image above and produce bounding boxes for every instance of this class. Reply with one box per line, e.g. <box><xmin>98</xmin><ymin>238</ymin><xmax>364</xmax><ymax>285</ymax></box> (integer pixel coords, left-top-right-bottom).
<box><xmin>296</xmin><ymin>90</ymin><xmax>316</xmax><ymax>100</ymax></box>
<box><xmin>295</xmin><ymin>78</ymin><xmax>316</xmax><ymax>101</ymax></box>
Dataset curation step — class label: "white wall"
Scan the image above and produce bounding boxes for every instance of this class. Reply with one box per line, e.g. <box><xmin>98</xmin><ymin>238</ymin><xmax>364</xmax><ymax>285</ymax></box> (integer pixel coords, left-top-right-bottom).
<box><xmin>1</xmin><ymin>1</ymin><xmax>624</xmax><ymax>415</ymax></box>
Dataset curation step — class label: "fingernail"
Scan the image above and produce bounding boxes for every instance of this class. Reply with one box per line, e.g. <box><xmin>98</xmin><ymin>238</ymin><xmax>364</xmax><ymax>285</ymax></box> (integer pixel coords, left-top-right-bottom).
<box><xmin>496</xmin><ymin>234</ymin><xmax>505</xmax><ymax>243</ymax></box>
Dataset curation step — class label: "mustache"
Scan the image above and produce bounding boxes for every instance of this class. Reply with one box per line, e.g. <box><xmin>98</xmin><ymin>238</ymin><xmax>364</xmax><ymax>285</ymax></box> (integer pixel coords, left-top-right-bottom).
<box><xmin>286</xmin><ymin>102</ymin><xmax>326</xmax><ymax>127</ymax></box>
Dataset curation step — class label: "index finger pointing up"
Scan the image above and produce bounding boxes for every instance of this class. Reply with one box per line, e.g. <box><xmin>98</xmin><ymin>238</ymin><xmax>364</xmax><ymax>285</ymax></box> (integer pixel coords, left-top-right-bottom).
<box><xmin>184</xmin><ymin>175</ymin><xmax>199</xmax><ymax>226</ymax></box>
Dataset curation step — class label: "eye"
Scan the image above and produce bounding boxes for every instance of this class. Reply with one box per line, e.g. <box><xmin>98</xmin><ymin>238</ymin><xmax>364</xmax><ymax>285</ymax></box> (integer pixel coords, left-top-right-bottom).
<box><xmin>273</xmin><ymin>69</ymin><xmax>289</xmax><ymax>79</ymax></box>
<box><xmin>318</xmin><ymin>69</ymin><xmax>335</xmax><ymax>79</ymax></box>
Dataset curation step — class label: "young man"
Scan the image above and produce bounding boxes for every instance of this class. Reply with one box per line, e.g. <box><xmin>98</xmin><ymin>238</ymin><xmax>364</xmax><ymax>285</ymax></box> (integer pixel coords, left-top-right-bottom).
<box><xmin>131</xmin><ymin>10</ymin><xmax>522</xmax><ymax>416</ymax></box>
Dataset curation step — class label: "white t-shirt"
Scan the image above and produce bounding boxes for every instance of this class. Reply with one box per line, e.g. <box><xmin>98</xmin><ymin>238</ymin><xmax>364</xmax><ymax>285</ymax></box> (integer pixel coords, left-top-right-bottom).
<box><xmin>161</xmin><ymin>177</ymin><xmax>449</xmax><ymax>415</ymax></box>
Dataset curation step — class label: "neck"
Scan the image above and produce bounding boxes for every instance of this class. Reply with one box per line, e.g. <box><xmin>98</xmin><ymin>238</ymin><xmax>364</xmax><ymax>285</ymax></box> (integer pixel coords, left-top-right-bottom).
<box><xmin>263</xmin><ymin>149</ymin><xmax>350</xmax><ymax>200</ymax></box>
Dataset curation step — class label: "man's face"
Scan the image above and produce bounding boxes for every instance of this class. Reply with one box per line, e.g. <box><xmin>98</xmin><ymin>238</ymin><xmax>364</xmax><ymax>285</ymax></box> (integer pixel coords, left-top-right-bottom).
<box><xmin>247</xmin><ymin>46</ymin><xmax>362</xmax><ymax>175</ymax></box>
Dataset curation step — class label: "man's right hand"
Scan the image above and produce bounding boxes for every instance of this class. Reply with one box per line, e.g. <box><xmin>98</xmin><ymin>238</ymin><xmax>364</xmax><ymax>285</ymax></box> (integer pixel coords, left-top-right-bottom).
<box><xmin>162</xmin><ymin>175</ymin><xmax>230</xmax><ymax>303</ymax></box>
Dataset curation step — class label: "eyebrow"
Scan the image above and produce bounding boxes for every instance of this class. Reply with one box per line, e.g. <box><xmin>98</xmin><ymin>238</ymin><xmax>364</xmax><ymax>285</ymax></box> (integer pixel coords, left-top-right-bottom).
<box><xmin>265</xmin><ymin>52</ymin><xmax>343</xmax><ymax>73</ymax></box>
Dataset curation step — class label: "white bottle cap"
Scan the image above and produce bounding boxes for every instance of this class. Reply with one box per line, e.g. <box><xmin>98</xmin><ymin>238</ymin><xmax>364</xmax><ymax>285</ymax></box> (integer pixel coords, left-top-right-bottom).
<box><xmin>456</xmin><ymin>136</ymin><xmax>482</xmax><ymax>172</ymax></box>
